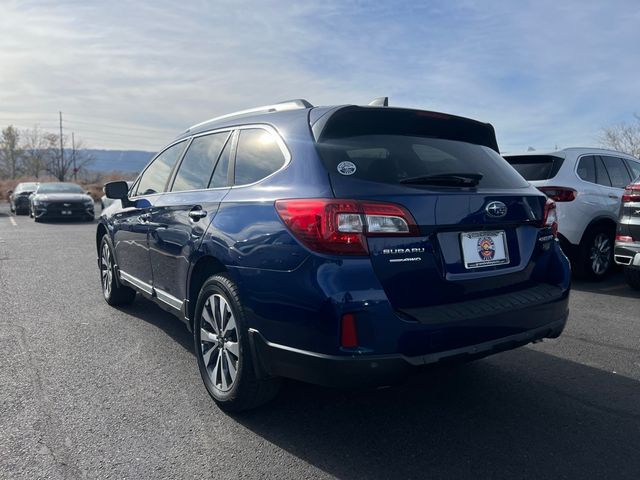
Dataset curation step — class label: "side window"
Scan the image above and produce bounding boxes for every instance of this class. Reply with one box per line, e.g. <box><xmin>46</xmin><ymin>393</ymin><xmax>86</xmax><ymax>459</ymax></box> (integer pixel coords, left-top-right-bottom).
<box><xmin>594</xmin><ymin>156</ymin><xmax>611</xmax><ymax>187</ymax></box>
<box><xmin>209</xmin><ymin>134</ymin><xmax>233</xmax><ymax>188</ymax></box>
<box><xmin>172</xmin><ymin>132</ymin><xmax>229</xmax><ymax>192</ymax></box>
<box><xmin>601</xmin><ymin>155</ymin><xmax>632</xmax><ymax>188</ymax></box>
<box><xmin>624</xmin><ymin>159</ymin><xmax>640</xmax><ymax>181</ymax></box>
<box><xmin>234</xmin><ymin>129</ymin><xmax>286</xmax><ymax>185</ymax></box>
<box><xmin>134</xmin><ymin>141</ymin><xmax>187</xmax><ymax>196</ymax></box>
<box><xmin>577</xmin><ymin>155</ymin><xmax>596</xmax><ymax>183</ymax></box>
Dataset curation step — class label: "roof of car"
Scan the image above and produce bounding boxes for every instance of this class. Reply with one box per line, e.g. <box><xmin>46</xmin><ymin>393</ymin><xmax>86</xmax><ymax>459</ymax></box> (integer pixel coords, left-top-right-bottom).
<box><xmin>504</xmin><ymin>147</ymin><xmax>639</xmax><ymax>159</ymax></box>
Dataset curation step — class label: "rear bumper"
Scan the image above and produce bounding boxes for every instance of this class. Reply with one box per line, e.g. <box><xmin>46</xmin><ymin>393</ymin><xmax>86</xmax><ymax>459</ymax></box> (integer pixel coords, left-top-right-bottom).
<box><xmin>250</xmin><ymin>314</ymin><xmax>568</xmax><ymax>388</ymax></box>
<box><xmin>614</xmin><ymin>242</ymin><xmax>640</xmax><ymax>269</ymax></box>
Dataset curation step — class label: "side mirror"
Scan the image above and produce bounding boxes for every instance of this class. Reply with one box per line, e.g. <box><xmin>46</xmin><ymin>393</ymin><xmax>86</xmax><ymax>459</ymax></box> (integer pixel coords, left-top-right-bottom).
<box><xmin>8</xmin><ymin>190</ymin><xmax>13</xmax><ymax>195</ymax></box>
<box><xmin>104</xmin><ymin>181</ymin><xmax>129</xmax><ymax>200</ymax></box>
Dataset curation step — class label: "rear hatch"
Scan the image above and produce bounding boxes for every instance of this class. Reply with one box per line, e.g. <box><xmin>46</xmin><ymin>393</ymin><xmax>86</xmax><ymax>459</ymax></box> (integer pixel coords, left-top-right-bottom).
<box><xmin>314</xmin><ymin>107</ymin><xmax>555</xmax><ymax>314</ymax></box>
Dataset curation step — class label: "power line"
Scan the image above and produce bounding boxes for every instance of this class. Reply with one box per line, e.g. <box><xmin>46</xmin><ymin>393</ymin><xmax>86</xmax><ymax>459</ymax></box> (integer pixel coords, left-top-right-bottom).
<box><xmin>63</xmin><ymin>117</ymin><xmax>178</xmax><ymax>133</ymax></box>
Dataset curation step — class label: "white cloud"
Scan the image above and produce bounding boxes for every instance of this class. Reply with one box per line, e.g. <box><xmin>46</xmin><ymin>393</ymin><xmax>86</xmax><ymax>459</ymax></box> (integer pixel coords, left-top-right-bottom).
<box><xmin>0</xmin><ymin>0</ymin><xmax>638</xmax><ymax>152</ymax></box>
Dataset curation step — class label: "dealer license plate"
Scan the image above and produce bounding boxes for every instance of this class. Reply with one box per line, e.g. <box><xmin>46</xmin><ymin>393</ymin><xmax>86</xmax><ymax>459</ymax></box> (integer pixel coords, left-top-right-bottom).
<box><xmin>460</xmin><ymin>230</ymin><xmax>509</xmax><ymax>269</ymax></box>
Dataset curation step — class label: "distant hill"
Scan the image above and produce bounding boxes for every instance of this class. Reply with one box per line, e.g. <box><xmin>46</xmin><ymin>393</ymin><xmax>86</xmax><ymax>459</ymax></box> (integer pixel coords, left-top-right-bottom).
<box><xmin>85</xmin><ymin>149</ymin><xmax>156</xmax><ymax>174</ymax></box>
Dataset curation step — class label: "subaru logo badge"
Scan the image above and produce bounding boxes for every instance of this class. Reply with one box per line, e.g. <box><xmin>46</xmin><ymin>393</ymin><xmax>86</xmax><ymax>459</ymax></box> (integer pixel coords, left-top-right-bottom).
<box><xmin>486</xmin><ymin>201</ymin><xmax>507</xmax><ymax>218</ymax></box>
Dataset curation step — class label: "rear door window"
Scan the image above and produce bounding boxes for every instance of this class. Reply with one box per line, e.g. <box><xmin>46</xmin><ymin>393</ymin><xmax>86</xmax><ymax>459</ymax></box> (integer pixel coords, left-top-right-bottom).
<box><xmin>318</xmin><ymin>135</ymin><xmax>528</xmax><ymax>189</ymax></box>
<box><xmin>134</xmin><ymin>141</ymin><xmax>187</xmax><ymax>196</ymax></box>
<box><xmin>577</xmin><ymin>155</ymin><xmax>597</xmax><ymax>183</ymax></box>
<box><xmin>601</xmin><ymin>155</ymin><xmax>632</xmax><ymax>188</ymax></box>
<box><xmin>234</xmin><ymin>129</ymin><xmax>286</xmax><ymax>185</ymax></box>
<box><xmin>624</xmin><ymin>159</ymin><xmax>640</xmax><ymax>181</ymax></box>
<box><xmin>171</xmin><ymin>132</ymin><xmax>230</xmax><ymax>192</ymax></box>
<box><xmin>504</xmin><ymin>155</ymin><xmax>564</xmax><ymax>180</ymax></box>
<box><xmin>595</xmin><ymin>156</ymin><xmax>612</xmax><ymax>187</ymax></box>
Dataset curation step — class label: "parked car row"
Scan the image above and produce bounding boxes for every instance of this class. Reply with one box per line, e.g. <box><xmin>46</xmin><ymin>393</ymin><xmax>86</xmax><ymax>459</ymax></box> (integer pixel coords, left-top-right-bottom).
<box><xmin>504</xmin><ymin>149</ymin><xmax>640</xmax><ymax>287</ymax></box>
<box><xmin>8</xmin><ymin>181</ymin><xmax>95</xmax><ymax>222</ymax></box>
<box><xmin>614</xmin><ymin>178</ymin><xmax>640</xmax><ymax>289</ymax></box>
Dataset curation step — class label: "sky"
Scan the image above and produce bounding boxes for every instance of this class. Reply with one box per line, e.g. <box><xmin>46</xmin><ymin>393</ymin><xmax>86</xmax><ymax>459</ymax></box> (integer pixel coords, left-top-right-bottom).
<box><xmin>0</xmin><ymin>0</ymin><xmax>639</xmax><ymax>153</ymax></box>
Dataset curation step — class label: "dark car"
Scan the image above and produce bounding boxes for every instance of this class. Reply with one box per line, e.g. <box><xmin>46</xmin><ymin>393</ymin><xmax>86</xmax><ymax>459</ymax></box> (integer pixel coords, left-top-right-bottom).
<box><xmin>9</xmin><ymin>182</ymin><xmax>39</xmax><ymax>214</ymax></box>
<box><xmin>30</xmin><ymin>182</ymin><xmax>95</xmax><ymax>222</ymax></box>
<box><xmin>97</xmin><ymin>99</ymin><xmax>570</xmax><ymax>411</ymax></box>
<box><xmin>614</xmin><ymin>178</ymin><xmax>640</xmax><ymax>289</ymax></box>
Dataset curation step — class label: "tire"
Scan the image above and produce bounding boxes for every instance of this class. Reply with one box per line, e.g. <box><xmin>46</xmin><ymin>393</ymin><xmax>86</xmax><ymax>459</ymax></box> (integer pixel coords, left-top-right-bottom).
<box><xmin>624</xmin><ymin>268</ymin><xmax>640</xmax><ymax>290</ymax></box>
<box><xmin>99</xmin><ymin>236</ymin><xmax>136</xmax><ymax>306</ymax></box>
<box><xmin>573</xmin><ymin>227</ymin><xmax>614</xmax><ymax>281</ymax></box>
<box><xmin>194</xmin><ymin>274</ymin><xmax>281</xmax><ymax>412</ymax></box>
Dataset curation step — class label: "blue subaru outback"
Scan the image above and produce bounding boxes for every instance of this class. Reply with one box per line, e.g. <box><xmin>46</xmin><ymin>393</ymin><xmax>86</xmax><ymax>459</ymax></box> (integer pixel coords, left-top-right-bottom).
<box><xmin>97</xmin><ymin>99</ymin><xmax>570</xmax><ymax>411</ymax></box>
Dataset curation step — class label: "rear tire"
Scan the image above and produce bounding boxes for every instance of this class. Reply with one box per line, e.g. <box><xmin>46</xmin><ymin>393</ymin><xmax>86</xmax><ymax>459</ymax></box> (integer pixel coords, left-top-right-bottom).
<box><xmin>99</xmin><ymin>236</ymin><xmax>136</xmax><ymax>306</ymax></box>
<box><xmin>624</xmin><ymin>268</ymin><xmax>640</xmax><ymax>290</ymax></box>
<box><xmin>573</xmin><ymin>227</ymin><xmax>614</xmax><ymax>281</ymax></box>
<box><xmin>194</xmin><ymin>274</ymin><xmax>281</xmax><ymax>412</ymax></box>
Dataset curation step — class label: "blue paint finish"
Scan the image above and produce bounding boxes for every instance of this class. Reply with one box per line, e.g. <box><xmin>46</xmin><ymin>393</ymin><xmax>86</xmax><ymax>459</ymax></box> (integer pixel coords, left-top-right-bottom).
<box><xmin>98</xmin><ymin>103</ymin><xmax>571</xmax><ymax>386</ymax></box>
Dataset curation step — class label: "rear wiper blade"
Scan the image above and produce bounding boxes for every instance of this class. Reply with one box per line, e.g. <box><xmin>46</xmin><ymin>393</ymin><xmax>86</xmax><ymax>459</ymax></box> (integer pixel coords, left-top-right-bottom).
<box><xmin>399</xmin><ymin>172</ymin><xmax>483</xmax><ymax>186</ymax></box>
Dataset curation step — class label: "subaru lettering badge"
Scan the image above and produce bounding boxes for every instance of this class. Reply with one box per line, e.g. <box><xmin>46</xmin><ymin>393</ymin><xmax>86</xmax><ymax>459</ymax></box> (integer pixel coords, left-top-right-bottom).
<box><xmin>486</xmin><ymin>201</ymin><xmax>507</xmax><ymax>218</ymax></box>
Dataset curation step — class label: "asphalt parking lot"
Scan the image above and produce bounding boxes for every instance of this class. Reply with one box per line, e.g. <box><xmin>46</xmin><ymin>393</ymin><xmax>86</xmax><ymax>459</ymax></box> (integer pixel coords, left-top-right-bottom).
<box><xmin>0</xmin><ymin>204</ymin><xmax>638</xmax><ymax>480</ymax></box>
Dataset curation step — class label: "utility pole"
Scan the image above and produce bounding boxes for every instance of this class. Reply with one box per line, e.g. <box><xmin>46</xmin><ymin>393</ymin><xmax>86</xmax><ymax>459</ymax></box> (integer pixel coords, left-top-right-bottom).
<box><xmin>72</xmin><ymin>132</ymin><xmax>77</xmax><ymax>181</ymax></box>
<box><xmin>59</xmin><ymin>111</ymin><xmax>64</xmax><ymax>180</ymax></box>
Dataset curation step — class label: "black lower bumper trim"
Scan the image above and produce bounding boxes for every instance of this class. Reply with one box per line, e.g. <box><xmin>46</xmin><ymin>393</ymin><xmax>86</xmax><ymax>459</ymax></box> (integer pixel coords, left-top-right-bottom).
<box><xmin>249</xmin><ymin>318</ymin><xmax>567</xmax><ymax>388</ymax></box>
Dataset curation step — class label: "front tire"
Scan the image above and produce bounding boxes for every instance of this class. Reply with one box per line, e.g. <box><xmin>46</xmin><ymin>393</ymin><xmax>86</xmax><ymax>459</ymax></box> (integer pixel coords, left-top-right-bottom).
<box><xmin>624</xmin><ymin>268</ymin><xmax>640</xmax><ymax>290</ymax></box>
<box><xmin>99</xmin><ymin>236</ymin><xmax>136</xmax><ymax>306</ymax></box>
<box><xmin>574</xmin><ymin>227</ymin><xmax>614</xmax><ymax>281</ymax></box>
<box><xmin>194</xmin><ymin>274</ymin><xmax>281</xmax><ymax>412</ymax></box>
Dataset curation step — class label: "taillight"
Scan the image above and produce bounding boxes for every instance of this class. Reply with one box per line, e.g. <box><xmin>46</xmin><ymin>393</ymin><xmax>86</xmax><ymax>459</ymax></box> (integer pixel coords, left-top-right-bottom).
<box><xmin>542</xmin><ymin>198</ymin><xmax>558</xmax><ymax>237</ymax></box>
<box><xmin>616</xmin><ymin>235</ymin><xmax>634</xmax><ymax>243</ymax></box>
<box><xmin>622</xmin><ymin>184</ymin><xmax>640</xmax><ymax>203</ymax></box>
<box><xmin>537</xmin><ymin>186</ymin><xmax>577</xmax><ymax>202</ymax></box>
<box><xmin>275</xmin><ymin>198</ymin><xmax>418</xmax><ymax>255</ymax></box>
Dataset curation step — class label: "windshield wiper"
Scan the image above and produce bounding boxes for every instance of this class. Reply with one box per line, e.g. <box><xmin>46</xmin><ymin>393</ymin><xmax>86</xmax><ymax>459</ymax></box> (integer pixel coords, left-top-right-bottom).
<box><xmin>399</xmin><ymin>172</ymin><xmax>483</xmax><ymax>187</ymax></box>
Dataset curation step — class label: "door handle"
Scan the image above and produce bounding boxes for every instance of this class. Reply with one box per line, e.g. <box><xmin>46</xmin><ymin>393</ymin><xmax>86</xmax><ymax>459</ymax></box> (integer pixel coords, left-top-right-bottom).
<box><xmin>608</xmin><ymin>194</ymin><xmax>619</xmax><ymax>200</ymax></box>
<box><xmin>188</xmin><ymin>207</ymin><xmax>207</xmax><ymax>221</ymax></box>
<box><xmin>139</xmin><ymin>212</ymin><xmax>151</xmax><ymax>222</ymax></box>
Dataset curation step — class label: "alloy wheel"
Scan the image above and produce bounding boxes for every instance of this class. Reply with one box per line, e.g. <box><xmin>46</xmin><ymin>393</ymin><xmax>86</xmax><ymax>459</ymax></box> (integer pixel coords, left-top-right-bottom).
<box><xmin>100</xmin><ymin>243</ymin><xmax>113</xmax><ymax>298</ymax></box>
<box><xmin>200</xmin><ymin>294</ymin><xmax>239</xmax><ymax>392</ymax></box>
<box><xmin>589</xmin><ymin>233</ymin><xmax>611</xmax><ymax>276</ymax></box>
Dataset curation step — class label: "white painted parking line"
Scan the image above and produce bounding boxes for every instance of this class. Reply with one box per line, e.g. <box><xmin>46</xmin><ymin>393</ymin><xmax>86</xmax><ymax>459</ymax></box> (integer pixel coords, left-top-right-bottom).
<box><xmin>9</xmin><ymin>216</ymin><xmax>17</xmax><ymax>227</ymax></box>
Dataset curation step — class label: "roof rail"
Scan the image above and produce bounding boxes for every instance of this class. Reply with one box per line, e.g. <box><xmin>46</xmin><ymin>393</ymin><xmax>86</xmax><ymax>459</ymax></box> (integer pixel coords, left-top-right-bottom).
<box><xmin>186</xmin><ymin>99</ymin><xmax>314</xmax><ymax>131</ymax></box>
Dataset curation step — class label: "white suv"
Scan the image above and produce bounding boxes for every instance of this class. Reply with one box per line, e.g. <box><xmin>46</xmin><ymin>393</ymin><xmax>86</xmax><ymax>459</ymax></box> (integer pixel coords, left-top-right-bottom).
<box><xmin>505</xmin><ymin>148</ymin><xmax>640</xmax><ymax>280</ymax></box>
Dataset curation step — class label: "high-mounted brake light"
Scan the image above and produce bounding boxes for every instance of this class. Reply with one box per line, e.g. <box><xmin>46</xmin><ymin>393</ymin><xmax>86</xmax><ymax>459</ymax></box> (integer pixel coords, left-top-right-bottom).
<box><xmin>622</xmin><ymin>184</ymin><xmax>640</xmax><ymax>203</ymax></box>
<box><xmin>542</xmin><ymin>198</ymin><xmax>558</xmax><ymax>237</ymax></box>
<box><xmin>275</xmin><ymin>199</ymin><xmax>418</xmax><ymax>255</ymax></box>
<box><xmin>537</xmin><ymin>186</ymin><xmax>577</xmax><ymax>202</ymax></box>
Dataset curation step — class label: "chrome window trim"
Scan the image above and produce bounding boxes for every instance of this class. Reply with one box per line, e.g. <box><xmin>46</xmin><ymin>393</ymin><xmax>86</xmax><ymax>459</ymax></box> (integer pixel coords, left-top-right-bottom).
<box><xmin>129</xmin><ymin>138</ymin><xmax>190</xmax><ymax>199</ymax></box>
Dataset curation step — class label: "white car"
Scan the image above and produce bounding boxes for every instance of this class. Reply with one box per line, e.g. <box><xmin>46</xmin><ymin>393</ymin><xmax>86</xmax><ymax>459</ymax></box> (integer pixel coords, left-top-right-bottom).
<box><xmin>505</xmin><ymin>148</ymin><xmax>640</xmax><ymax>280</ymax></box>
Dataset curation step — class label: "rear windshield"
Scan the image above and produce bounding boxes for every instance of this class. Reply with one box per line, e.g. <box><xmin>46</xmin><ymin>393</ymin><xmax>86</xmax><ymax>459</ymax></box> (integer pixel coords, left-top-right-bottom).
<box><xmin>317</xmin><ymin>135</ymin><xmax>529</xmax><ymax>189</ymax></box>
<box><xmin>504</xmin><ymin>155</ymin><xmax>564</xmax><ymax>181</ymax></box>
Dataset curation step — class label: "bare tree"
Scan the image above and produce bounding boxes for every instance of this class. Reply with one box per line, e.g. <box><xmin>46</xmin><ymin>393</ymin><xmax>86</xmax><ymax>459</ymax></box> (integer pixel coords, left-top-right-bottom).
<box><xmin>45</xmin><ymin>133</ymin><xmax>93</xmax><ymax>181</ymax></box>
<box><xmin>21</xmin><ymin>125</ymin><xmax>56</xmax><ymax>178</ymax></box>
<box><xmin>0</xmin><ymin>125</ymin><xmax>23</xmax><ymax>179</ymax></box>
<box><xmin>600</xmin><ymin>114</ymin><xmax>640</xmax><ymax>158</ymax></box>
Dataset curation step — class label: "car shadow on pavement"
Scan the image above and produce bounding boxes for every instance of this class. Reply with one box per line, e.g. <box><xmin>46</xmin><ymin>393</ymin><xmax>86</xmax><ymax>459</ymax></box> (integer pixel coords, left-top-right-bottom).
<box><xmin>571</xmin><ymin>271</ymin><xmax>639</xmax><ymax>299</ymax></box>
<box><xmin>118</xmin><ymin>295</ymin><xmax>639</xmax><ymax>479</ymax></box>
<box><xmin>234</xmin><ymin>349</ymin><xmax>639</xmax><ymax>479</ymax></box>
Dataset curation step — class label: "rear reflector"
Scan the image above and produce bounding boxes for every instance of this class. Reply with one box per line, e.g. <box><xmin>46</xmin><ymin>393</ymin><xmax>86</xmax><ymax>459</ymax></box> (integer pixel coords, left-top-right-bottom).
<box><xmin>537</xmin><ymin>186</ymin><xmax>577</xmax><ymax>202</ymax></box>
<box><xmin>340</xmin><ymin>313</ymin><xmax>358</xmax><ymax>348</ymax></box>
<box><xmin>616</xmin><ymin>235</ymin><xmax>634</xmax><ymax>243</ymax></box>
<box><xmin>622</xmin><ymin>184</ymin><xmax>640</xmax><ymax>203</ymax></box>
<box><xmin>275</xmin><ymin>198</ymin><xmax>418</xmax><ymax>255</ymax></box>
